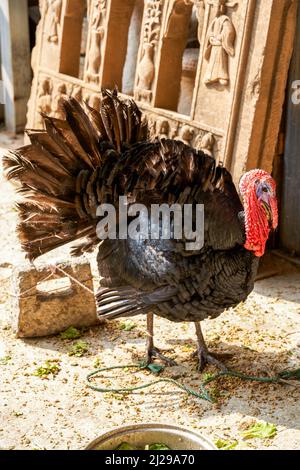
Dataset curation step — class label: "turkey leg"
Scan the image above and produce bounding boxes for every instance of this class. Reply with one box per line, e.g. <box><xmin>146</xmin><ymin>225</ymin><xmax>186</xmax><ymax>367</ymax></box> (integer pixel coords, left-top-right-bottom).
<box><xmin>194</xmin><ymin>322</ymin><xmax>228</xmax><ymax>371</ymax></box>
<box><xmin>146</xmin><ymin>313</ymin><xmax>177</xmax><ymax>366</ymax></box>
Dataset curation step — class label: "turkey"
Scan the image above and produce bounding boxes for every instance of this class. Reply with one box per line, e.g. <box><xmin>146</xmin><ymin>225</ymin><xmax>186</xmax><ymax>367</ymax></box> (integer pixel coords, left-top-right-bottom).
<box><xmin>3</xmin><ymin>90</ymin><xmax>278</xmax><ymax>370</ymax></box>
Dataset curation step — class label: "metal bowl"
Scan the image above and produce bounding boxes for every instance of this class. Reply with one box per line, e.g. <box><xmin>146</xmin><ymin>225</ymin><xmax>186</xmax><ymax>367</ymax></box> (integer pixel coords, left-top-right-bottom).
<box><xmin>86</xmin><ymin>423</ymin><xmax>216</xmax><ymax>450</ymax></box>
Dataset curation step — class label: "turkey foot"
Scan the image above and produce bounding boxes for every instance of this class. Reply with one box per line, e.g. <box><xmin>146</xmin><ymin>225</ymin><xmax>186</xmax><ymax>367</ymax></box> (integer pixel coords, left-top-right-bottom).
<box><xmin>146</xmin><ymin>313</ymin><xmax>177</xmax><ymax>367</ymax></box>
<box><xmin>194</xmin><ymin>322</ymin><xmax>228</xmax><ymax>372</ymax></box>
<box><xmin>195</xmin><ymin>347</ymin><xmax>228</xmax><ymax>372</ymax></box>
<box><xmin>146</xmin><ymin>347</ymin><xmax>177</xmax><ymax>367</ymax></box>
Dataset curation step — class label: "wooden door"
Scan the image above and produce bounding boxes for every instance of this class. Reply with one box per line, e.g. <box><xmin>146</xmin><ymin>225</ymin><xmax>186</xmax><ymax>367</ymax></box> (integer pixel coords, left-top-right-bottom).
<box><xmin>280</xmin><ymin>2</ymin><xmax>300</xmax><ymax>255</ymax></box>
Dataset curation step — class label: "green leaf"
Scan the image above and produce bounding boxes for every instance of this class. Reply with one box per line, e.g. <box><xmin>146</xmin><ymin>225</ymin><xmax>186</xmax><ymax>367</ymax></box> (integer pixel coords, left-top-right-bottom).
<box><xmin>68</xmin><ymin>341</ymin><xmax>89</xmax><ymax>357</ymax></box>
<box><xmin>147</xmin><ymin>443</ymin><xmax>171</xmax><ymax>450</ymax></box>
<box><xmin>202</xmin><ymin>372</ymin><xmax>215</xmax><ymax>383</ymax></box>
<box><xmin>120</xmin><ymin>321</ymin><xmax>136</xmax><ymax>331</ymax></box>
<box><xmin>33</xmin><ymin>360</ymin><xmax>60</xmax><ymax>378</ymax></box>
<box><xmin>93</xmin><ymin>358</ymin><xmax>103</xmax><ymax>368</ymax></box>
<box><xmin>60</xmin><ymin>326</ymin><xmax>82</xmax><ymax>340</ymax></box>
<box><xmin>115</xmin><ymin>442</ymin><xmax>137</xmax><ymax>450</ymax></box>
<box><xmin>146</xmin><ymin>363</ymin><xmax>164</xmax><ymax>374</ymax></box>
<box><xmin>0</xmin><ymin>355</ymin><xmax>12</xmax><ymax>365</ymax></box>
<box><xmin>240</xmin><ymin>422</ymin><xmax>277</xmax><ymax>440</ymax></box>
<box><xmin>215</xmin><ymin>439</ymin><xmax>238</xmax><ymax>450</ymax></box>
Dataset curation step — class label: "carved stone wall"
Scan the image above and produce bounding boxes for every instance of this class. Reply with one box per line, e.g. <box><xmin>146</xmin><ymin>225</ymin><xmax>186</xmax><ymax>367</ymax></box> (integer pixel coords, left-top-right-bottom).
<box><xmin>27</xmin><ymin>0</ymin><xmax>297</xmax><ymax>183</ymax></box>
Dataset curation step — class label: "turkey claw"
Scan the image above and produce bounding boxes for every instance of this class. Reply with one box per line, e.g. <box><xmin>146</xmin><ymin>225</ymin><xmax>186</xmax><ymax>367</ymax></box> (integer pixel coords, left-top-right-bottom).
<box><xmin>146</xmin><ymin>347</ymin><xmax>177</xmax><ymax>367</ymax></box>
<box><xmin>194</xmin><ymin>348</ymin><xmax>228</xmax><ymax>372</ymax></box>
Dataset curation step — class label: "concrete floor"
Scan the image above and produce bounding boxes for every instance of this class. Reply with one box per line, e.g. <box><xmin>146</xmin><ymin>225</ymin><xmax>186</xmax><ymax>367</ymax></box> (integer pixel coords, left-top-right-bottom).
<box><xmin>0</xmin><ymin>134</ymin><xmax>300</xmax><ymax>450</ymax></box>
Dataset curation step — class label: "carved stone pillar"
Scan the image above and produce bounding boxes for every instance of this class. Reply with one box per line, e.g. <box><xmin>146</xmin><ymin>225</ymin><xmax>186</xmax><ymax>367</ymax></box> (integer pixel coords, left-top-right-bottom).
<box><xmin>83</xmin><ymin>0</ymin><xmax>139</xmax><ymax>89</ymax></box>
<box><xmin>59</xmin><ymin>0</ymin><xmax>86</xmax><ymax>77</ymax></box>
<box><xmin>154</xmin><ymin>0</ymin><xmax>193</xmax><ymax>111</ymax></box>
<box><xmin>26</xmin><ymin>0</ymin><xmax>297</xmax><ymax>183</ymax></box>
<box><xmin>0</xmin><ymin>0</ymin><xmax>31</xmax><ymax>132</ymax></box>
<box><xmin>134</xmin><ymin>0</ymin><xmax>166</xmax><ymax>105</ymax></box>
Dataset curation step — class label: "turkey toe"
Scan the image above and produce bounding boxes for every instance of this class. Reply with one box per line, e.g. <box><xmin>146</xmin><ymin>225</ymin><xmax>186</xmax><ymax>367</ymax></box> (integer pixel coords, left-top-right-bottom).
<box><xmin>146</xmin><ymin>347</ymin><xmax>177</xmax><ymax>367</ymax></box>
<box><xmin>196</xmin><ymin>348</ymin><xmax>228</xmax><ymax>372</ymax></box>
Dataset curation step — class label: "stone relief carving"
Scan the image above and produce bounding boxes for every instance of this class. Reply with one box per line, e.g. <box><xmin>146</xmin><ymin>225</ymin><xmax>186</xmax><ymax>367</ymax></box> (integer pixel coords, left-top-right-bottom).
<box><xmin>52</xmin><ymin>82</ymin><xmax>68</xmax><ymax>119</ymax></box>
<box><xmin>204</xmin><ymin>0</ymin><xmax>238</xmax><ymax>86</ymax></box>
<box><xmin>146</xmin><ymin>114</ymin><xmax>220</xmax><ymax>159</ymax></box>
<box><xmin>135</xmin><ymin>0</ymin><xmax>163</xmax><ymax>103</ymax></box>
<box><xmin>175</xmin><ymin>124</ymin><xmax>195</xmax><ymax>145</ymax></box>
<box><xmin>89</xmin><ymin>93</ymin><xmax>101</xmax><ymax>111</ymax></box>
<box><xmin>36</xmin><ymin>78</ymin><xmax>85</xmax><ymax>126</ymax></box>
<box><xmin>143</xmin><ymin>113</ymin><xmax>157</xmax><ymax>139</ymax></box>
<box><xmin>195</xmin><ymin>131</ymin><xmax>215</xmax><ymax>156</ymax></box>
<box><xmin>33</xmin><ymin>75</ymin><xmax>221</xmax><ymax>160</ymax></box>
<box><xmin>165</xmin><ymin>0</ymin><xmax>193</xmax><ymax>39</ymax></box>
<box><xmin>72</xmin><ymin>85</ymin><xmax>83</xmax><ymax>103</ymax></box>
<box><xmin>181</xmin><ymin>0</ymin><xmax>205</xmax><ymax>45</ymax></box>
<box><xmin>137</xmin><ymin>44</ymin><xmax>155</xmax><ymax>92</ymax></box>
<box><xmin>144</xmin><ymin>113</ymin><xmax>180</xmax><ymax>141</ymax></box>
<box><xmin>45</xmin><ymin>0</ymin><xmax>62</xmax><ymax>44</ymax></box>
<box><xmin>85</xmin><ymin>0</ymin><xmax>107</xmax><ymax>84</ymax></box>
<box><xmin>37</xmin><ymin>78</ymin><xmax>53</xmax><ymax>127</ymax></box>
<box><xmin>157</xmin><ymin>118</ymin><xmax>170</xmax><ymax>139</ymax></box>
<box><xmin>82</xmin><ymin>89</ymin><xmax>91</xmax><ymax>105</ymax></box>
<box><xmin>141</xmin><ymin>111</ymin><xmax>221</xmax><ymax>156</ymax></box>
<box><xmin>193</xmin><ymin>0</ymin><xmax>206</xmax><ymax>44</ymax></box>
<box><xmin>87</xmin><ymin>0</ymin><xmax>93</xmax><ymax>19</ymax></box>
<box><xmin>26</xmin><ymin>0</ymin><xmax>289</xmax><ymax>186</ymax></box>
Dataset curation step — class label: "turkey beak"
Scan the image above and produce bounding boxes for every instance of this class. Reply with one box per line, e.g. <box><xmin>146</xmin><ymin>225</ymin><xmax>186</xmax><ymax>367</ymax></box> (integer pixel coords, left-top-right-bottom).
<box><xmin>261</xmin><ymin>201</ymin><xmax>273</xmax><ymax>227</ymax></box>
<box><xmin>261</xmin><ymin>194</ymin><xmax>278</xmax><ymax>230</ymax></box>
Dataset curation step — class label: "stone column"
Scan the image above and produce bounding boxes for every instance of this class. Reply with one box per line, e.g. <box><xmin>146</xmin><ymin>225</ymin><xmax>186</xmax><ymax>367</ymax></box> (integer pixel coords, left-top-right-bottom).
<box><xmin>154</xmin><ymin>0</ymin><xmax>193</xmax><ymax>111</ymax></box>
<box><xmin>0</xmin><ymin>0</ymin><xmax>31</xmax><ymax>132</ymax></box>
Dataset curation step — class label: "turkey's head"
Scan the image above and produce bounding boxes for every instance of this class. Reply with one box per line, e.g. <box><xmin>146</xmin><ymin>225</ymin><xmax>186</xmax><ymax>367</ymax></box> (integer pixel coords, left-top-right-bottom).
<box><xmin>239</xmin><ymin>169</ymin><xmax>278</xmax><ymax>257</ymax></box>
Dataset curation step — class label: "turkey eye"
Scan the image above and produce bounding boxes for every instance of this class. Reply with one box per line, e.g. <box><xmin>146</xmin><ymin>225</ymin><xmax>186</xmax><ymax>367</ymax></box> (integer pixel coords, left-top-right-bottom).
<box><xmin>262</xmin><ymin>186</ymin><xmax>268</xmax><ymax>192</ymax></box>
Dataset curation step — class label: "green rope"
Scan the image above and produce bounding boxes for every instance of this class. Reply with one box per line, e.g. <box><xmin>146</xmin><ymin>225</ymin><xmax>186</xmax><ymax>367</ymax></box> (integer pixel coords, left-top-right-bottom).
<box><xmin>87</xmin><ymin>364</ymin><xmax>213</xmax><ymax>402</ymax></box>
<box><xmin>86</xmin><ymin>363</ymin><xmax>300</xmax><ymax>404</ymax></box>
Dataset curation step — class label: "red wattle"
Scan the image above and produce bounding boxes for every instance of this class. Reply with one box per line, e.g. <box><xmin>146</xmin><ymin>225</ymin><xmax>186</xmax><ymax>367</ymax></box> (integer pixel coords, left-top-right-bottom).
<box><xmin>243</xmin><ymin>187</ymin><xmax>270</xmax><ymax>258</ymax></box>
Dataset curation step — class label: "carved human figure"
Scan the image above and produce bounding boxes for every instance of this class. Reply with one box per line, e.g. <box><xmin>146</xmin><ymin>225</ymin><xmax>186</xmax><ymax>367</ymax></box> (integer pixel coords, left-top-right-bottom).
<box><xmin>170</xmin><ymin>123</ymin><xmax>179</xmax><ymax>139</ymax></box>
<box><xmin>176</xmin><ymin>125</ymin><xmax>194</xmax><ymax>145</ymax></box>
<box><xmin>45</xmin><ymin>0</ymin><xmax>62</xmax><ymax>43</ymax></box>
<box><xmin>72</xmin><ymin>86</ymin><xmax>82</xmax><ymax>103</ymax></box>
<box><xmin>157</xmin><ymin>119</ymin><xmax>170</xmax><ymax>139</ymax></box>
<box><xmin>195</xmin><ymin>131</ymin><xmax>215</xmax><ymax>156</ymax></box>
<box><xmin>146</xmin><ymin>114</ymin><xmax>157</xmax><ymax>139</ymax></box>
<box><xmin>204</xmin><ymin>0</ymin><xmax>237</xmax><ymax>86</ymax></box>
<box><xmin>37</xmin><ymin>79</ymin><xmax>52</xmax><ymax>127</ymax></box>
<box><xmin>86</xmin><ymin>0</ymin><xmax>106</xmax><ymax>83</ymax></box>
<box><xmin>52</xmin><ymin>83</ymin><xmax>68</xmax><ymax>119</ymax></box>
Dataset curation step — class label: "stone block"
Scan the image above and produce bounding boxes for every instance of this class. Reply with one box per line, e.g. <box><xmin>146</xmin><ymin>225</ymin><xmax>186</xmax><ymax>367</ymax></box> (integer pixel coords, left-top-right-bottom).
<box><xmin>10</xmin><ymin>257</ymin><xmax>99</xmax><ymax>338</ymax></box>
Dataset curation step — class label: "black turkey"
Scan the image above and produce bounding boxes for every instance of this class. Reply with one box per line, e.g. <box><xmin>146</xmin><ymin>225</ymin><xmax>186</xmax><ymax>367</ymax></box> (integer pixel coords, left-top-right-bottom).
<box><xmin>3</xmin><ymin>90</ymin><xmax>278</xmax><ymax>370</ymax></box>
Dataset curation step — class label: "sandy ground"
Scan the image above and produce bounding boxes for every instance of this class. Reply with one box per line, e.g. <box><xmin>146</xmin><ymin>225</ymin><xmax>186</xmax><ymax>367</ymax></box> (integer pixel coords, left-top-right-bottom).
<box><xmin>0</xmin><ymin>132</ymin><xmax>299</xmax><ymax>450</ymax></box>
